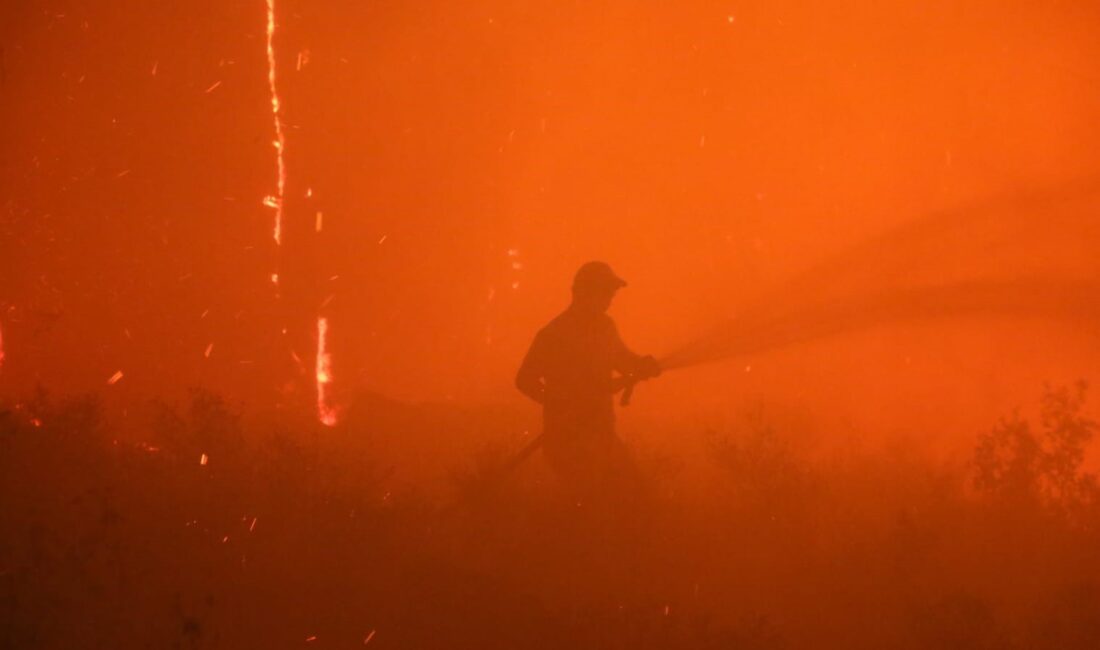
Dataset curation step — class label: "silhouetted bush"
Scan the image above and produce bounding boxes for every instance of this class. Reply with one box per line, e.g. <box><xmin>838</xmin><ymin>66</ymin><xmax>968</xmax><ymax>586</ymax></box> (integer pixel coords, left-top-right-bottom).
<box><xmin>973</xmin><ymin>381</ymin><xmax>1099</xmax><ymax>523</ymax></box>
<box><xmin>2</xmin><ymin>384</ymin><xmax>1100</xmax><ymax>648</ymax></box>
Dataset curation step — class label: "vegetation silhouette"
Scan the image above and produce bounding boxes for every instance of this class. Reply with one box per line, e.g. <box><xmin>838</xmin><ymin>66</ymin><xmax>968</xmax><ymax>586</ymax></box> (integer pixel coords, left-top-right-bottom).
<box><xmin>3</xmin><ymin>382</ymin><xmax>1100</xmax><ymax>648</ymax></box>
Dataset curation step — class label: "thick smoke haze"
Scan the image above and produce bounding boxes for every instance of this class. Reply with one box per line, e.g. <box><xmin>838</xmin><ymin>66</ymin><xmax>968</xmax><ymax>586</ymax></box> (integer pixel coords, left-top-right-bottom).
<box><xmin>3</xmin><ymin>1</ymin><xmax>1098</xmax><ymax>417</ymax></box>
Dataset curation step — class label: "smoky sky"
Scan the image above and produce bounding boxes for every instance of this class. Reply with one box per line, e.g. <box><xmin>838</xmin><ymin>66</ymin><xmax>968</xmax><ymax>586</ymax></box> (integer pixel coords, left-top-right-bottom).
<box><xmin>2</xmin><ymin>1</ymin><xmax>1099</xmax><ymax>428</ymax></box>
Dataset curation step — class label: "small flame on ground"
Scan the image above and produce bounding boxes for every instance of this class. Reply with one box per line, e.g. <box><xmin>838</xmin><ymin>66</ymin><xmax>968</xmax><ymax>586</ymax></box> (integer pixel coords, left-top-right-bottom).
<box><xmin>316</xmin><ymin>317</ymin><xmax>337</xmax><ymax>426</ymax></box>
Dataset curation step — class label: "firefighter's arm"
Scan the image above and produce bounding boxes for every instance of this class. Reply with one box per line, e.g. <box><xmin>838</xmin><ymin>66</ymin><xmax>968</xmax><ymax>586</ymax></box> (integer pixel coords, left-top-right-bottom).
<box><xmin>610</xmin><ymin>322</ymin><xmax>661</xmax><ymax>381</ymax></box>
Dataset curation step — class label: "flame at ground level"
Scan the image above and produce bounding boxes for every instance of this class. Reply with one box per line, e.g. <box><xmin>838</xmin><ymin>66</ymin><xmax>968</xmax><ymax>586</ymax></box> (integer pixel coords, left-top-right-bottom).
<box><xmin>316</xmin><ymin>316</ymin><xmax>337</xmax><ymax>426</ymax></box>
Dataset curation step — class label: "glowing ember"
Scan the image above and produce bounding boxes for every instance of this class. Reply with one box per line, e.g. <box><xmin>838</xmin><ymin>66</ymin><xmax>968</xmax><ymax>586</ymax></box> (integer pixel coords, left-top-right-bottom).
<box><xmin>316</xmin><ymin>317</ymin><xmax>337</xmax><ymax>426</ymax></box>
<box><xmin>265</xmin><ymin>0</ymin><xmax>287</xmax><ymax>248</ymax></box>
<box><xmin>107</xmin><ymin>370</ymin><xmax>124</xmax><ymax>385</ymax></box>
<box><xmin>199</xmin><ymin>453</ymin><xmax>209</xmax><ymax>466</ymax></box>
<box><xmin>204</xmin><ymin>343</ymin><xmax>214</xmax><ymax>358</ymax></box>
<box><xmin>363</xmin><ymin>630</ymin><xmax>376</xmax><ymax>645</ymax></box>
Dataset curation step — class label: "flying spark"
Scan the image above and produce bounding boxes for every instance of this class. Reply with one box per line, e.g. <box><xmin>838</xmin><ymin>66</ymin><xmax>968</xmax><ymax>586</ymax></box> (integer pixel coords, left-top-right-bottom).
<box><xmin>316</xmin><ymin>317</ymin><xmax>337</xmax><ymax>426</ymax></box>
<box><xmin>107</xmin><ymin>370</ymin><xmax>124</xmax><ymax>385</ymax></box>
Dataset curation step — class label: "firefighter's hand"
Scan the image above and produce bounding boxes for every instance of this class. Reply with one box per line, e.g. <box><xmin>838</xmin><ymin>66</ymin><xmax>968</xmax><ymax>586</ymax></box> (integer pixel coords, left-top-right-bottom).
<box><xmin>638</xmin><ymin>355</ymin><xmax>662</xmax><ymax>380</ymax></box>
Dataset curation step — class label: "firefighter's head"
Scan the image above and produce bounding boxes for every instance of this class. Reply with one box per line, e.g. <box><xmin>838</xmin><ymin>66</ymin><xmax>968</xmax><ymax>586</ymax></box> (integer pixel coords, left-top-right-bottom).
<box><xmin>571</xmin><ymin>261</ymin><xmax>626</xmax><ymax>313</ymax></box>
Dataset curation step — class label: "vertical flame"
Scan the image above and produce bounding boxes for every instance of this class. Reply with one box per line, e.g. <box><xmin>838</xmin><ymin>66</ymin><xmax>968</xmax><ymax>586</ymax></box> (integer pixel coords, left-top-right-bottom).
<box><xmin>265</xmin><ymin>0</ymin><xmax>286</xmax><ymax>250</ymax></box>
<box><xmin>316</xmin><ymin>317</ymin><xmax>337</xmax><ymax>426</ymax></box>
<box><xmin>263</xmin><ymin>2</ymin><xmax>338</xmax><ymax>426</ymax></box>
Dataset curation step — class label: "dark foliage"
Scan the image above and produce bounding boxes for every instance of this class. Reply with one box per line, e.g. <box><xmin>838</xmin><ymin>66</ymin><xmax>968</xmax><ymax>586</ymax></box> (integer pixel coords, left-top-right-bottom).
<box><xmin>2</xmin><ymin>386</ymin><xmax>1099</xmax><ymax>648</ymax></box>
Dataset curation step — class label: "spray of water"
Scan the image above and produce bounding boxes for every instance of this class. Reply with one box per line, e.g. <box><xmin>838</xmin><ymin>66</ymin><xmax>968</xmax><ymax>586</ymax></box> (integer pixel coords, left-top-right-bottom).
<box><xmin>660</xmin><ymin>180</ymin><xmax>1100</xmax><ymax>371</ymax></box>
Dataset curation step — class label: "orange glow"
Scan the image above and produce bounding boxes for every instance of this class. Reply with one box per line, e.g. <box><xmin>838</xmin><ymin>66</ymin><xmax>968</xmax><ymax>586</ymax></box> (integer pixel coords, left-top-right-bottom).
<box><xmin>316</xmin><ymin>316</ymin><xmax>337</xmax><ymax>426</ymax></box>
<box><xmin>4</xmin><ymin>4</ymin><xmax>1100</xmax><ymax>645</ymax></box>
